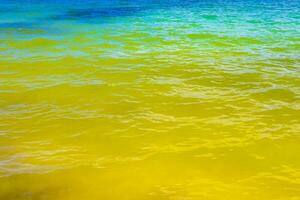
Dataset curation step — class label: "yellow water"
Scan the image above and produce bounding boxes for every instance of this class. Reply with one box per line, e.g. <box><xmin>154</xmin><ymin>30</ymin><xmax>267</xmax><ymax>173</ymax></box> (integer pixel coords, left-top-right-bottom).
<box><xmin>1</xmin><ymin>0</ymin><xmax>300</xmax><ymax>199</ymax></box>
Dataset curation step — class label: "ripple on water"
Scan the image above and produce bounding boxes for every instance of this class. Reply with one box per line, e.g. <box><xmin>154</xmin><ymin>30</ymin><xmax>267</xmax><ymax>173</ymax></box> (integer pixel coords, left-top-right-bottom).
<box><xmin>0</xmin><ymin>0</ymin><xmax>300</xmax><ymax>199</ymax></box>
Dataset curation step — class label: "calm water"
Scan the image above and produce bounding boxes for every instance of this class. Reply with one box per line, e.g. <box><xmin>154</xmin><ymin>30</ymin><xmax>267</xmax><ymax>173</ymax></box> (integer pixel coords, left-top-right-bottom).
<box><xmin>0</xmin><ymin>0</ymin><xmax>300</xmax><ymax>199</ymax></box>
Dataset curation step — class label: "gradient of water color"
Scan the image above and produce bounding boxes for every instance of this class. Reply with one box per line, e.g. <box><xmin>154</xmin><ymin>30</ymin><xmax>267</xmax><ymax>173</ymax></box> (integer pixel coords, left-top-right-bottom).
<box><xmin>0</xmin><ymin>0</ymin><xmax>300</xmax><ymax>199</ymax></box>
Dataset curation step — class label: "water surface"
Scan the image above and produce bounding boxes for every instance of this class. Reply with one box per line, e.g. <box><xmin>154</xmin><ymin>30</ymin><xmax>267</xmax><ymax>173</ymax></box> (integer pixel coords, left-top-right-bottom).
<box><xmin>0</xmin><ymin>0</ymin><xmax>300</xmax><ymax>199</ymax></box>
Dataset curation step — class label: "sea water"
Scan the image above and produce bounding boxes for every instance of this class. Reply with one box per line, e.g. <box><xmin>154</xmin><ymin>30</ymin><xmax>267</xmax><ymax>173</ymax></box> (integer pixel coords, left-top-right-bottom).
<box><xmin>0</xmin><ymin>0</ymin><xmax>300</xmax><ymax>199</ymax></box>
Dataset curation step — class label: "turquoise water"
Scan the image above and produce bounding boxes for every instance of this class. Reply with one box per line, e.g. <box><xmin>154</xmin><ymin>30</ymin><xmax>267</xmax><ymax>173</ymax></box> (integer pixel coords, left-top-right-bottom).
<box><xmin>0</xmin><ymin>0</ymin><xmax>300</xmax><ymax>199</ymax></box>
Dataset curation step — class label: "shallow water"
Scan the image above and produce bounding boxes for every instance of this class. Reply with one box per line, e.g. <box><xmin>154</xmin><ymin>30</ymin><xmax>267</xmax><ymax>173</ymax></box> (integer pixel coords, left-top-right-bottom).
<box><xmin>0</xmin><ymin>0</ymin><xmax>300</xmax><ymax>199</ymax></box>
